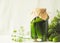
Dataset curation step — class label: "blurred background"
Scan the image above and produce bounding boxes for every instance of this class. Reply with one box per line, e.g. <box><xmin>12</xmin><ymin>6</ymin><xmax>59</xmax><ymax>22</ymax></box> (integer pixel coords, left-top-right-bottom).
<box><xmin>0</xmin><ymin>0</ymin><xmax>60</xmax><ymax>43</ymax></box>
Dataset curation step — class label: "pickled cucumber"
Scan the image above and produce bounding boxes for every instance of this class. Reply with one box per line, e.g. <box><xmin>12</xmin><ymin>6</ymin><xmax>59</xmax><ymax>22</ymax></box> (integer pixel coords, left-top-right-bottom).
<box><xmin>53</xmin><ymin>35</ymin><xmax>60</xmax><ymax>42</ymax></box>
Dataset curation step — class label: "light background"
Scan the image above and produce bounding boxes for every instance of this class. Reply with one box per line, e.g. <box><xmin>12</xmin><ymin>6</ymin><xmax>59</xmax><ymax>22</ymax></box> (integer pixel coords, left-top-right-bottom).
<box><xmin>0</xmin><ymin>0</ymin><xmax>60</xmax><ymax>43</ymax></box>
